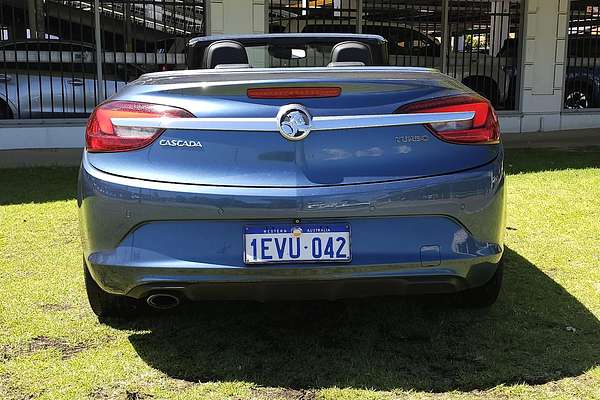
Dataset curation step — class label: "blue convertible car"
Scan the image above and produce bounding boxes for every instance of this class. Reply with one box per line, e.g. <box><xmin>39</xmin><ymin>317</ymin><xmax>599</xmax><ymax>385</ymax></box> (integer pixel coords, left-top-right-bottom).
<box><xmin>79</xmin><ymin>34</ymin><xmax>505</xmax><ymax>317</ymax></box>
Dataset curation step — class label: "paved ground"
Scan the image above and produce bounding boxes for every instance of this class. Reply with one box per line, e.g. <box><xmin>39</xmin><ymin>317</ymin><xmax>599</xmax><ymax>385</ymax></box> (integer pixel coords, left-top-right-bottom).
<box><xmin>1</xmin><ymin>129</ymin><xmax>598</xmax><ymax>168</ymax></box>
<box><xmin>503</xmin><ymin>129</ymin><xmax>600</xmax><ymax>149</ymax></box>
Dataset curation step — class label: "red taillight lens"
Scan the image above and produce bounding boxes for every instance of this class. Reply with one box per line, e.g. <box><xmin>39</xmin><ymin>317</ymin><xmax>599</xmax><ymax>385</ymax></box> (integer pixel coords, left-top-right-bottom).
<box><xmin>399</xmin><ymin>95</ymin><xmax>500</xmax><ymax>144</ymax></box>
<box><xmin>85</xmin><ymin>101</ymin><xmax>194</xmax><ymax>152</ymax></box>
<box><xmin>247</xmin><ymin>87</ymin><xmax>341</xmax><ymax>99</ymax></box>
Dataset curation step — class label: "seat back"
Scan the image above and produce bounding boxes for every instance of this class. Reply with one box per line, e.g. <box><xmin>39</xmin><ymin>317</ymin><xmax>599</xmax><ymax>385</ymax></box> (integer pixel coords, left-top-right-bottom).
<box><xmin>330</xmin><ymin>41</ymin><xmax>373</xmax><ymax>65</ymax></box>
<box><xmin>203</xmin><ymin>40</ymin><xmax>249</xmax><ymax>69</ymax></box>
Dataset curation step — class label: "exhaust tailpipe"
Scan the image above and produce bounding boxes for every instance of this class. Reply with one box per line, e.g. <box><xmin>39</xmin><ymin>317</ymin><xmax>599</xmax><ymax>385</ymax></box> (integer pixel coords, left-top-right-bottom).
<box><xmin>146</xmin><ymin>293</ymin><xmax>180</xmax><ymax>310</ymax></box>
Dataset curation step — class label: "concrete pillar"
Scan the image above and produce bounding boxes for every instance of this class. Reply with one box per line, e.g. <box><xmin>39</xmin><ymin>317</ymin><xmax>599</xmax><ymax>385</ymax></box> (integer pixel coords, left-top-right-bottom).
<box><xmin>519</xmin><ymin>0</ymin><xmax>569</xmax><ymax>132</ymax></box>
<box><xmin>12</xmin><ymin>4</ymin><xmax>28</xmax><ymax>39</ymax></box>
<box><xmin>208</xmin><ymin>0</ymin><xmax>266</xmax><ymax>66</ymax></box>
<box><xmin>27</xmin><ymin>0</ymin><xmax>38</xmax><ymax>38</ymax></box>
<box><xmin>123</xmin><ymin>4</ymin><xmax>133</xmax><ymax>52</ymax></box>
<box><xmin>208</xmin><ymin>0</ymin><xmax>265</xmax><ymax>35</ymax></box>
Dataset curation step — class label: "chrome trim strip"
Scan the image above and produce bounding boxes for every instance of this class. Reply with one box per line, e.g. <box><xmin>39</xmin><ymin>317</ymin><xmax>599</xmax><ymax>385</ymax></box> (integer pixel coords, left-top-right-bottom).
<box><xmin>111</xmin><ymin>111</ymin><xmax>474</xmax><ymax>132</ymax></box>
<box><xmin>112</xmin><ymin>117</ymin><xmax>278</xmax><ymax>131</ymax></box>
<box><xmin>310</xmin><ymin>112</ymin><xmax>474</xmax><ymax>131</ymax></box>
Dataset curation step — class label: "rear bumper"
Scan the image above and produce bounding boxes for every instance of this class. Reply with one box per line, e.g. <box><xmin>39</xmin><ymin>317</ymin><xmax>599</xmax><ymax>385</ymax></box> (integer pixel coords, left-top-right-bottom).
<box><xmin>97</xmin><ymin>260</ymin><xmax>499</xmax><ymax>301</ymax></box>
<box><xmin>79</xmin><ymin>152</ymin><xmax>505</xmax><ymax>300</ymax></box>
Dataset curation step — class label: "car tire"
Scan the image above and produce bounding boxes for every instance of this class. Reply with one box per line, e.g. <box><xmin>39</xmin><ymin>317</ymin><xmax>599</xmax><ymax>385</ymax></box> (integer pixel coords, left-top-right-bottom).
<box><xmin>83</xmin><ymin>261</ymin><xmax>141</xmax><ymax>318</ymax></box>
<box><xmin>564</xmin><ymin>83</ymin><xmax>594</xmax><ymax>109</ymax></box>
<box><xmin>0</xmin><ymin>100</ymin><xmax>13</xmax><ymax>119</ymax></box>
<box><xmin>455</xmin><ymin>258</ymin><xmax>504</xmax><ymax>308</ymax></box>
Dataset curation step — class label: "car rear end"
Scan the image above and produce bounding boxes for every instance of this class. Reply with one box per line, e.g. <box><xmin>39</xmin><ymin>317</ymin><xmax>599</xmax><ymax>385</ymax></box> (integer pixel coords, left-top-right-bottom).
<box><xmin>78</xmin><ymin>67</ymin><xmax>505</xmax><ymax>315</ymax></box>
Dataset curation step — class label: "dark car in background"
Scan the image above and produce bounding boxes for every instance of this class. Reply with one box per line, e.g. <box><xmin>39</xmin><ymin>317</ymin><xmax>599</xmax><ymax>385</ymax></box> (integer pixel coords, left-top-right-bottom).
<box><xmin>564</xmin><ymin>35</ymin><xmax>600</xmax><ymax>109</ymax></box>
<box><xmin>283</xmin><ymin>21</ymin><xmax>517</xmax><ymax>110</ymax></box>
<box><xmin>494</xmin><ymin>36</ymin><xmax>600</xmax><ymax>110</ymax></box>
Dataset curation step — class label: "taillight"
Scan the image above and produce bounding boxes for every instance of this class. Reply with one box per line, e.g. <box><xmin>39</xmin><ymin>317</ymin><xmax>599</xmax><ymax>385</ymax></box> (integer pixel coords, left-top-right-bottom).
<box><xmin>85</xmin><ymin>101</ymin><xmax>194</xmax><ymax>152</ymax></box>
<box><xmin>247</xmin><ymin>87</ymin><xmax>341</xmax><ymax>99</ymax></box>
<box><xmin>399</xmin><ymin>95</ymin><xmax>500</xmax><ymax>144</ymax></box>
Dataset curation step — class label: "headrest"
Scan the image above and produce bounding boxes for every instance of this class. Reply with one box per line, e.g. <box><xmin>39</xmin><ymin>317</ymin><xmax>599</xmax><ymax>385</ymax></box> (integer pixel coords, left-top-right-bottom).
<box><xmin>327</xmin><ymin>61</ymin><xmax>366</xmax><ymax>68</ymax></box>
<box><xmin>330</xmin><ymin>41</ymin><xmax>372</xmax><ymax>65</ymax></box>
<box><xmin>203</xmin><ymin>40</ymin><xmax>249</xmax><ymax>69</ymax></box>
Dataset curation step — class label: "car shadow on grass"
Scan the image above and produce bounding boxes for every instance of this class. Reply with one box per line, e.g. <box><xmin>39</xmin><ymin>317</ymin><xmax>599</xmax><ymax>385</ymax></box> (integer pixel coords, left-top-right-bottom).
<box><xmin>504</xmin><ymin>147</ymin><xmax>600</xmax><ymax>175</ymax></box>
<box><xmin>104</xmin><ymin>247</ymin><xmax>600</xmax><ymax>392</ymax></box>
<box><xmin>0</xmin><ymin>167</ymin><xmax>78</xmax><ymax>205</ymax></box>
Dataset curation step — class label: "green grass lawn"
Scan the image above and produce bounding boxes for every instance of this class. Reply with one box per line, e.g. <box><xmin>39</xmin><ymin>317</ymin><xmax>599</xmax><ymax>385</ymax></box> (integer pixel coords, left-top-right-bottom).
<box><xmin>1</xmin><ymin>148</ymin><xmax>599</xmax><ymax>400</ymax></box>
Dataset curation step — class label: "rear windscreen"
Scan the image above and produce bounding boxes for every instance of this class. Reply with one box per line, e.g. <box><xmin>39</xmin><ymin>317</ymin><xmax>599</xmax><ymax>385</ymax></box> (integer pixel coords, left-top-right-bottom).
<box><xmin>187</xmin><ymin>38</ymin><xmax>384</xmax><ymax>69</ymax></box>
<box><xmin>246</xmin><ymin>43</ymin><xmax>336</xmax><ymax>68</ymax></box>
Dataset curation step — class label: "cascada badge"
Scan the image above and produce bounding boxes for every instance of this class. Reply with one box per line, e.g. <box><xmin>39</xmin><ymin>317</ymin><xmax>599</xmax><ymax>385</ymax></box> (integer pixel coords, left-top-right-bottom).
<box><xmin>159</xmin><ymin>139</ymin><xmax>203</xmax><ymax>149</ymax></box>
<box><xmin>277</xmin><ymin>104</ymin><xmax>312</xmax><ymax>141</ymax></box>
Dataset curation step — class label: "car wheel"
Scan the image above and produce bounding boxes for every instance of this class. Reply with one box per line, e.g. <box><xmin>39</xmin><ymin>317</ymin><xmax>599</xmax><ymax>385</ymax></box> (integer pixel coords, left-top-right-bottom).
<box><xmin>565</xmin><ymin>85</ymin><xmax>593</xmax><ymax>109</ymax></box>
<box><xmin>455</xmin><ymin>258</ymin><xmax>504</xmax><ymax>308</ymax></box>
<box><xmin>0</xmin><ymin>101</ymin><xmax>13</xmax><ymax>119</ymax></box>
<box><xmin>83</xmin><ymin>260</ymin><xmax>141</xmax><ymax>318</ymax></box>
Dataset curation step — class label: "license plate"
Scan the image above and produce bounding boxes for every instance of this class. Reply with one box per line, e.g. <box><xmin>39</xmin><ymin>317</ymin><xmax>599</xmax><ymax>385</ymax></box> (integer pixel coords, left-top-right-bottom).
<box><xmin>244</xmin><ymin>223</ymin><xmax>351</xmax><ymax>264</ymax></box>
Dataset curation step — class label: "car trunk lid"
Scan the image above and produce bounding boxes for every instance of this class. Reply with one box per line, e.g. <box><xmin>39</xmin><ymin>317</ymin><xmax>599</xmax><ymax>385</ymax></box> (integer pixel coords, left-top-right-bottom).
<box><xmin>86</xmin><ymin>67</ymin><xmax>500</xmax><ymax>187</ymax></box>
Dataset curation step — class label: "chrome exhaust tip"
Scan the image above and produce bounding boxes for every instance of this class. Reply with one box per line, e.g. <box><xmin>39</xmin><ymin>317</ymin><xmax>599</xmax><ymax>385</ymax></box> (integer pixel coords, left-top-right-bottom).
<box><xmin>146</xmin><ymin>293</ymin><xmax>180</xmax><ymax>310</ymax></box>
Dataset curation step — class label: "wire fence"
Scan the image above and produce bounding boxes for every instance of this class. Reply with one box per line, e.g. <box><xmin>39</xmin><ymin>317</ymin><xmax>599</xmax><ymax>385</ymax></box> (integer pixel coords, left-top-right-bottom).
<box><xmin>565</xmin><ymin>1</ymin><xmax>600</xmax><ymax>109</ymax></box>
<box><xmin>269</xmin><ymin>0</ymin><xmax>523</xmax><ymax>111</ymax></box>
<box><xmin>0</xmin><ymin>0</ymin><xmax>205</xmax><ymax>119</ymax></box>
<box><xmin>14</xmin><ymin>1</ymin><xmax>600</xmax><ymax>117</ymax></box>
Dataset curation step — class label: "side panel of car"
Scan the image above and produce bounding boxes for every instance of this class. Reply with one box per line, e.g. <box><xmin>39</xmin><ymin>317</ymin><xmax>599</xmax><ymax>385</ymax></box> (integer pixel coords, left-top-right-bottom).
<box><xmin>4</xmin><ymin>73</ymin><xmax>66</xmax><ymax>117</ymax></box>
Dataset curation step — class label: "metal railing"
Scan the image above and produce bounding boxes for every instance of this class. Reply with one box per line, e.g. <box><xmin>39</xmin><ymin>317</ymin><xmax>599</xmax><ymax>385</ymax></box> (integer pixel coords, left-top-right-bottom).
<box><xmin>0</xmin><ymin>0</ymin><xmax>205</xmax><ymax>119</ymax></box>
<box><xmin>0</xmin><ymin>0</ymin><xmax>527</xmax><ymax>118</ymax></box>
<box><xmin>565</xmin><ymin>1</ymin><xmax>600</xmax><ymax>110</ymax></box>
<box><xmin>447</xmin><ymin>0</ymin><xmax>522</xmax><ymax>110</ymax></box>
<box><xmin>269</xmin><ymin>0</ymin><xmax>523</xmax><ymax>111</ymax></box>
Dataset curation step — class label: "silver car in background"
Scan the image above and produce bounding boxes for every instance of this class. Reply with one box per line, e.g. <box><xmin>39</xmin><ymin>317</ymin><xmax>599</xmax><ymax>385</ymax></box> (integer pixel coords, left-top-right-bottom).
<box><xmin>0</xmin><ymin>40</ymin><xmax>146</xmax><ymax>119</ymax></box>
